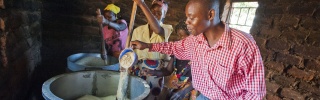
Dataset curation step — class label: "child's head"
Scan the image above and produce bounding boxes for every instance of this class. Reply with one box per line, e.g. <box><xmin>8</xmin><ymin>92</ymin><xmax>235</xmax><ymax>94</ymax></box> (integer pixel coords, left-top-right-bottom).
<box><xmin>150</xmin><ymin>0</ymin><xmax>168</xmax><ymax>23</ymax></box>
<box><xmin>104</xmin><ymin>4</ymin><xmax>120</xmax><ymax>22</ymax></box>
<box><xmin>175</xmin><ymin>21</ymin><xmax>190</xmax><ymax>40</ymax></box>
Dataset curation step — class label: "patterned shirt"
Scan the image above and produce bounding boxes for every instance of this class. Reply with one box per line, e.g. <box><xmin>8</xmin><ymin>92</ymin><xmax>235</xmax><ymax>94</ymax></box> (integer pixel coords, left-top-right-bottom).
<box><xmin>150</xmin><ymin>25</ymin><xmax>266</xmax><ymax>100</ymax></box>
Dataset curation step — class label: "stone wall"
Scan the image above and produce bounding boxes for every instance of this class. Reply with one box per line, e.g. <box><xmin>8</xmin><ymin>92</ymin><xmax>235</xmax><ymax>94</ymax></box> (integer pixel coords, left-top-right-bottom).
<box><xmin>0</xmin><ymin>0</ymin><xmax>42</xmax><ymax>99</ymax></box>
<box><xmin>251</xmin><ymin>0</ymin><xmax>320</xmax><ymax>99</ymax></box>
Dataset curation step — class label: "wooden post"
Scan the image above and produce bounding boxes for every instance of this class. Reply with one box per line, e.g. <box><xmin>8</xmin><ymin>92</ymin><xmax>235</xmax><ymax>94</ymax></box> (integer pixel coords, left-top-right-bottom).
<box><xmin>221</xmin><ymin>0</ymin><xmax>232</xmax><ymax>23</ymax></box>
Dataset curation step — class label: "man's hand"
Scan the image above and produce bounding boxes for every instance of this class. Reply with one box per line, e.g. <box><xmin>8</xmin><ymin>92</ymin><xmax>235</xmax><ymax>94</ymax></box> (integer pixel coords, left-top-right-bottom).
<box><xmin>130</xmin><ymin>40</ymin><xmax>150</xmax><ymax>50</ymax></box>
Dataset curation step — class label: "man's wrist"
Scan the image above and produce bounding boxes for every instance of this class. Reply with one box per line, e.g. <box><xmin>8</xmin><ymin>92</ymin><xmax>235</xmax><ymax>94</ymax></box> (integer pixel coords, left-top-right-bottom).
<box><xmin>147</xmin><ymin>43</ymin><xmax>152</xmax><ymax>49</ymax></box>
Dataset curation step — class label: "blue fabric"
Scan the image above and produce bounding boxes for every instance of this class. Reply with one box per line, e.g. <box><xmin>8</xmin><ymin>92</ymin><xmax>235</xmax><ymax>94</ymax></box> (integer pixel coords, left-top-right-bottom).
<box><xmin>196</xmin><ymin>94</ymin><xmax>210</xmax><ymax>100</ymax></box>
<box><xmin>102</xmin><ymin>63</ymin><xmax>120</xmax><ymax>71</ymax></box>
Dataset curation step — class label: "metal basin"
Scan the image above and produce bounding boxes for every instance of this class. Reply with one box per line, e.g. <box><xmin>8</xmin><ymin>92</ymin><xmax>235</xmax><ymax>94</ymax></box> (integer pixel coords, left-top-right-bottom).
<box><xmin>42</xmin><ymin>71</ymin><xmax>150</xmax><ymax>100</ymax></box>
<box><xmin>67</xmin><ymin>53</ymin><xmax>119</xmax><ymax>71</ymax></box>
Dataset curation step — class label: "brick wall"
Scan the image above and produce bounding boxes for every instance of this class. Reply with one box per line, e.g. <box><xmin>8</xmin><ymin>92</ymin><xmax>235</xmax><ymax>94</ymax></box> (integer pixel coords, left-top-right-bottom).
<box><xmin>251</xmin><ymin>0</ymin><xmax>320</xmax><ymax>99</ymax></box>
<box><xmin>0</xmin><ymin>0</ymin><xmax>42</xmax><ymax>99</ymax></box>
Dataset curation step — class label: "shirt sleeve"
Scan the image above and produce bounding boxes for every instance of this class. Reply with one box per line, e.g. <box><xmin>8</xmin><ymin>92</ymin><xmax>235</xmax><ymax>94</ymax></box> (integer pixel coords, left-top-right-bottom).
<box><xmin>239</xmin><ymin>44</ymin><xmax>266</xmax><ymax>100</ymax></box>
<box><xmin>150</xmin><ymin>36</ymin><xmax>194</xmax><ymax>60</ymax></box>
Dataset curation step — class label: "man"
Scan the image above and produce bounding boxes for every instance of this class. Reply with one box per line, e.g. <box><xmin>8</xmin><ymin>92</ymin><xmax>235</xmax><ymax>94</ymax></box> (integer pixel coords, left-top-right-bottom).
<box><xmin>131</xmin><ymin>0</ymin><xmax>266</xmax><ymax>99</ymax></box>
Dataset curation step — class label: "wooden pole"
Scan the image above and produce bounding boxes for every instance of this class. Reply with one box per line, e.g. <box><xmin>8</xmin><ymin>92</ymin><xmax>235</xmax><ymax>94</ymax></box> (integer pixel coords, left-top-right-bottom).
<box><xmin>221</xmin><ymin>0</ymin><xmax>232</xmax><ymax>23</ymax></box>
<box><xmin>96</xmin><ymin>9</ymin><xmax>109</xmax><ymax>65</ymax></box>
<box><xmin>117</xmin><ymin>2</ymin><xmax>137</xmax><ymax>100</ymax></box>
<box><xmin>125</xmin><ymin>2</ymin><xmax>137</xmax><ymax>48</ymax></box>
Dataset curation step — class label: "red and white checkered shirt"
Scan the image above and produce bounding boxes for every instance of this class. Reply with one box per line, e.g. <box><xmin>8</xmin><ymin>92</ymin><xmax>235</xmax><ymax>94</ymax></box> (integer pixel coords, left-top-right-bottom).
<box><xmin>150</xmin><ymin>25</ymin><xmax>266</xmax><ymax>100</ymax></box>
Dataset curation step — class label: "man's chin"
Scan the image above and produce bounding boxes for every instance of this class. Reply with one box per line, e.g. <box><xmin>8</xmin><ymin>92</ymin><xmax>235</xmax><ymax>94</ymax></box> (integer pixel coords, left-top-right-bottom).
<box><xmin>191</xmin><ymin>32</ymin><xmax>201</xmax><ymax>36</ymax></box>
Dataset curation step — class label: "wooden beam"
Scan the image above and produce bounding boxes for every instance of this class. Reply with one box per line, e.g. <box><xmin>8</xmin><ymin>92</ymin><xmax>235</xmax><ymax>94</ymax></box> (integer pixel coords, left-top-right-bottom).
<box><xmin>221</xmin><ymin>0</ymin><xmax>232</xmax><ymax>23</ymax></box>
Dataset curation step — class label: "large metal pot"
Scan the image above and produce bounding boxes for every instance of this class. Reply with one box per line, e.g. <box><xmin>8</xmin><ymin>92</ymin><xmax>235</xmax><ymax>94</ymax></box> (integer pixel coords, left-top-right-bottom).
<box><xmin>42</xmin><ymin>71</ymin><xmax>150</xmax><ymax>100</ymax></box>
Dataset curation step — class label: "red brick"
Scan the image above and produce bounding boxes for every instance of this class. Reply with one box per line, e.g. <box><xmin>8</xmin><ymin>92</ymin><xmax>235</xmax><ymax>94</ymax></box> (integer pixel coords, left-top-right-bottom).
<box><xmin>281</xmin><ymin>29</ymin><xmax>309</xmax><ymax>44</ymax></box>
<box><xmin>305</xmin><ymin>60</ymin><xmax>320</xmax><ymax>71</ymax></box>
<box><xmin>254</xmin><ymin>37</ymin><xmax>267</xmax><ymax>47</ymax></box>
<box><xmin>294</xmin><ymin>45</ymin><xmax>320</xmax><ymax>59</ymax></box>
<box><xmin>308</xmin><ymin>94</ymin><xmax>320</xmax><ymax>100</ymax></box>
<box><xmin>276</xmin><ymin>53</ymin><xmax>302</xmax><ymax>66</ymax></box>
<box><xmin>266</xmin><ymin>38</ymin><xmax>290</xmax><ymax>51</ymax></box>
<box><xmin>266</xmin><ymin>94</ymin><xmax>281</xmax><ymax>100</ymax></box>
<box><xmin>301</xmin><ymin>17</ymin><xmax>320</xmax><ymax>30</ymax></box>
<box><xmin>265</xmin><ymin>61</ymin><xmax>285</xmax><ymax>73</ymax></box>
<box><xmin>266</xmin><ymin>81</ymin><xmax>280</xmax><ymax>93</ymax></box>
<box><xmin>288</xmin><ymin>3</ymin><xmax>317</xmax><ymax>16</ymax></box>
<box><xmin>265</xmin><ymin>6</ymin><xmax>284</xmax><ymax>15</ymax></box>
<box><xmin>260</xmin><ymin>27</ymin><xmax>282</xmax><ymax>38</ymax></box>
<box><xmin>273</xmin><ymin>75</ymin><xmax>295</xmax><ymax>87</ymax></box>
<box><xmin>299</xmin><ymin>81</ymin><xmax>320</xmax><ymax>94</ymax></box>
<box><xmin>307</xmin><ymin>31</ymin><xmax>320</xmax><ymax>47</ymax></box>
<box><xmin>265</xmin><ymin>70</ymin><xmax>271</xmax><ymax>80</ymax></box>
<box><xmin>278</xmin><ymin>15</ymin><xmax>300</xmax><ymax>28</ymax></box>
<box><xmin>259</xmin><ymin>47</ymin><xmax>272</xmax><ymax>61</ymax></box>
<box><xmin>281</xmin><ymin>88</ymin><xmax>305</xmax><ymax>100</ymax></box>
<box><xmin>288</xmin><ymin>67</ymin><xmax>316</xmax><ymax>81</ymax></box>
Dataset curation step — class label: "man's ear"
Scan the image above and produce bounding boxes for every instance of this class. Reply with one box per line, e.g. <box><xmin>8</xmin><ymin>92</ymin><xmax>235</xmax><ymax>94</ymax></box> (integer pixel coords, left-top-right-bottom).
<box><xmin>208</xmin><ymin>9</ymin><xmax>215</xmax><ymax>20</ymax></box>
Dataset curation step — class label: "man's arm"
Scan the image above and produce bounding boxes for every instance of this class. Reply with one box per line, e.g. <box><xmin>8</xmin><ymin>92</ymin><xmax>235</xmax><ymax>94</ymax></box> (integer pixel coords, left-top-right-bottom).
<box><xmin>239</xmin><ymin>46</ymin><xmax>266</xmax><ymax>99</ymax></box>
<box><xmin>131</xmin><ymin>36</ymin><xmax>194</xmax><ymax>60</ymax></box>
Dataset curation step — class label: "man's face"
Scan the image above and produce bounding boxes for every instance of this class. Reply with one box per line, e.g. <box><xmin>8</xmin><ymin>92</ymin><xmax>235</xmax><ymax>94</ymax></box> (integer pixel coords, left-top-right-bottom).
<box><xmin>151</xmin><ymin>5</ymin><xmax>165</xmax><ymax>22</ymax></box>
<box><xmin>104</xmin><ymin>11</ymin><xmax>117</xmax><ymax>22</ymax></box>
<box><xmin>185</xmin><ymin>2</ymin><xmax>210</xmax><ymax>36</ymax></box>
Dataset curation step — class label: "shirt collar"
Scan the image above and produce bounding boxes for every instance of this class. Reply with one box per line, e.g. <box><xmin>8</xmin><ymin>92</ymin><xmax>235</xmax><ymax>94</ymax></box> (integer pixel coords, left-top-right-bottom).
<box><xmin>196</xmin><ymin>23</ymin><xmax>232</xmax><ymax>50</ymax></box>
